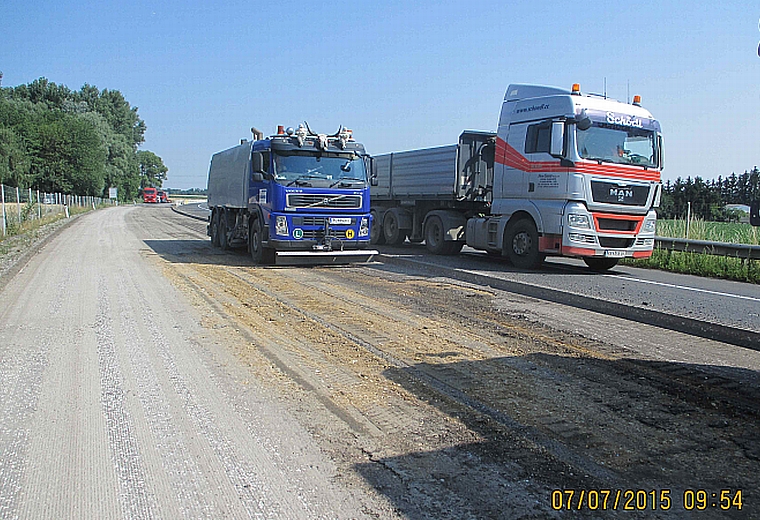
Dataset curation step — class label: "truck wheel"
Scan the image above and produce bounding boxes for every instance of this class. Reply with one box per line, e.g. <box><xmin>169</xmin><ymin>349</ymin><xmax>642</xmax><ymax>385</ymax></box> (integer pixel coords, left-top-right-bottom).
<box><xmin>210</xmin><ymin>211</ymin><xmax>220</xmax><ymax>247</ymax></box>
<box><xmin>583</xmin><ymin>257</ymin><xmax>619</xmax><ymax>271</ymax></box>
<box><xmin>249</xmin><ymin>218</ymin><xmax>274</xmax><ymax>264</ymax></box>
<box><xmin>370</xmin><ymin>210</ymin><xmax>386</xmax><ymax>245</ymax></box>
<box><xmin>505</xmin><ymin>218</ymin><xmax>545</xmax><ymax>269</ymax></box>
<box><xmin>383</xmin><ymin>210</ymin><xmax>406</xmax><ymax>245</ymax></box>
<box><xmin>249</xmin><ymin>217</ymin><xmax>265</xmax><ymax>264</ymax></box>
<box><xmin>425</xmin><ymin>215</ymin><xmax>461</xmax><ymax>255</ymax></box>
<box><xmin>218</xmin><ymin>213</ymin><xmax>230</xmax><ymax>250</ymax></box>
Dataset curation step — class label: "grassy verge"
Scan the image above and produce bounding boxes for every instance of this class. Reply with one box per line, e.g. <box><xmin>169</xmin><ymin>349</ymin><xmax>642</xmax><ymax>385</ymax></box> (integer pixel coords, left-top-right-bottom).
<box><xmin>621</xmin><ymin>219</ymin><xmax>760</xmax><ymax>284</ymax></box>
<box><xmin>1</xmin><ymin>204</ymin><xmax>101</xmax><ymax>244</ymax></box>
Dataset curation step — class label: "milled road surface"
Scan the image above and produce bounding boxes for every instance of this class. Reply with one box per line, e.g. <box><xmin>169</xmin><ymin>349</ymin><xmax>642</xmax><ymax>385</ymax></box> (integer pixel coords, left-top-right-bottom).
<box><xmin>2</xmin><ymin>204</ymin><xmax>759</xmax><ymax>519</ymax></box>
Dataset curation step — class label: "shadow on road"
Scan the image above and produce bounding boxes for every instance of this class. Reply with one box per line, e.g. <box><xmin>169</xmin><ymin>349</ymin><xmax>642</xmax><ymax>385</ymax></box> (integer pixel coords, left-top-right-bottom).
<box><xmin>353</xmin><ymin>354</ymin><xmax>759</xmax><ymax>519</ymax></box>
<box><xmin>142</xmin><ymin>239</ymin><xmax>254</xmax><ymax>267</ymax></box>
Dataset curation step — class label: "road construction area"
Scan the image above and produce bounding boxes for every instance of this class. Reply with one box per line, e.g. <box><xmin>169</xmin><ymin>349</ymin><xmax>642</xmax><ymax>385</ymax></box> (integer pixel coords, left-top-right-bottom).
<box><xmin>1</xmin><ymin>204</ymin><xmax>758</xmax><ymax>519</ymax></box>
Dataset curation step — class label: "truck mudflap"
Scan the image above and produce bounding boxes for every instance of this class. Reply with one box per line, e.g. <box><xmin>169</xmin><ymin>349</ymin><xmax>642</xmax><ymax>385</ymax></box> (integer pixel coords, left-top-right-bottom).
<box><xmin>274</xmin><ymin>249</ymin><xmax>379</xmax><ymax>265</ymax></box>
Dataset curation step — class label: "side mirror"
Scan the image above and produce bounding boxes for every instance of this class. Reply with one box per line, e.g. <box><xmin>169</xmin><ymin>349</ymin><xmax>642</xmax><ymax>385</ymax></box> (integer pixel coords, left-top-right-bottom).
<box><xmin>657</xmin><ymin>134</ymin><xmax>664</xmax><ymax>169</ymax></box>
<box><xmin>550</xmin><ymin>121</ymin><xmax>565</xmax><ymax>157</ymax></box>
<box><xmin>252</xmin><ymin>171</ymin><xmax>264</xmax><ymax>182</ymax></box>
<box><xmin>252</xmin><ymin>152</ymin><xmax>264</xmax><ymax>174</ymax></box>
<box><xmin>368</xmin><ymin>157</ymin><xmax>379</xmax><ymax>186</ymax></box>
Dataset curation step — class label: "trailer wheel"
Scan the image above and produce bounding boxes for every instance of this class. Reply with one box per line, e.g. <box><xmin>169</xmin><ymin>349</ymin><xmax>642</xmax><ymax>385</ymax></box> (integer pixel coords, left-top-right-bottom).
<box><xmin>425</xmin><ymin>215</ymin><xmax>461</xmax><ymax>255</ymax></box>
<box><xmin>583</xmin><ymin>257</ymin><xmax>619</xmax><ymax>271</ymax></box>
<box><xmin>218</xmin><ymin>212</ymin><xmax>230</xmax><ymax>250</ymax></box>
<box><xmin>210</xmin><ymin>211</ymin><xmax>220</xmax><ymax>247</ymax></box>
<box><xmin>383</xmin><ymin>210</ymin><xmax>406</xmax><ymax>245</ymax></box>
<box><xmin>505</xmin><ymin>218</ymin><xmax>544</xmax><ymax>269</ymax></box>
<box><xmin>370</xmin><ymin>210</ymin><xmax>386</xmax><ymax>245</ymax></box>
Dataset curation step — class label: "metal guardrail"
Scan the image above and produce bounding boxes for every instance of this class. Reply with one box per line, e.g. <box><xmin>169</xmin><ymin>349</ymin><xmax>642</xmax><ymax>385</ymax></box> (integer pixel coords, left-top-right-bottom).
<box><xmin>655</xmin><ymin>237</ymin><xmax>760</xmax><ymax>260</ymax></box>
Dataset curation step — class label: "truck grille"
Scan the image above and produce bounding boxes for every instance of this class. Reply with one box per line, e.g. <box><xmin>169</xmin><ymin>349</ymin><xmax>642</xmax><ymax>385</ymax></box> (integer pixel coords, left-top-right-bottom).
<box><xmin>301</xmin><ymin>229</ymin><xmax>346</xmax><ymax>239</ymax></box>
<box><xmin>287</xmin><ymin>194</ymin><xmax>362</xmax><ymax>209</ymax></box>
<box><xmin>596</xmin><ymin>218</ymin><xmax>638</xmax><ymax>232</ymax></box>
<box><xmin>599</xmin><ymin>237</ymin><xmax>634</xmax><ymax>248</ymax></box>
<box><xmin>591</xmin><ymin>181</ymin><xmax>650</xmax><ymax>206</ymax></box>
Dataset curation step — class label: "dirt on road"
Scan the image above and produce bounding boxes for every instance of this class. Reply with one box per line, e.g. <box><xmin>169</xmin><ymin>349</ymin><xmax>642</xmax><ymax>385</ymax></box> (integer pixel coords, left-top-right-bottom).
<box><xmin>142</xmin><ymin>207</ymin><xmax>759</xmax><ymax>519</ymax></box>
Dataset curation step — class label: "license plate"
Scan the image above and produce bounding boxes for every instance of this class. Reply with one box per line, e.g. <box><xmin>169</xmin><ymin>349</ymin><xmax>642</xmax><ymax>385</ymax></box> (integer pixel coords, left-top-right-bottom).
<box><xmin>604</xmin><ymin>250</ymin><xmax>627</xmax><ymax>258</ymax></box>
<box><xmin>329</xmin><ymin>217</ymin><xmax>352</xmax><ymax>225</ymax></box>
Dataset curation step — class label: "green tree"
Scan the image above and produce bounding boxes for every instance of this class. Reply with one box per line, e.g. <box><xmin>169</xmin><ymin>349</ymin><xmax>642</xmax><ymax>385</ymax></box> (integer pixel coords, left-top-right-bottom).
<box><xmin>136</xmin><ymin>150</ymin><xmax>168</xmax><ymax>188</ymax></box>
<box><xmin>0</xmin><ymin>77</ymin><xmax>159</xmax><ymax>201</ymax></box>
<box><xmin>28</xmin><ymin>112</ymin><xmax>107</xmax><ymax>195</ymax></box>
<box><xmin>0</xmin><ymin>126</ymin><xmax>31</xmax><ymax>186</ymax></box>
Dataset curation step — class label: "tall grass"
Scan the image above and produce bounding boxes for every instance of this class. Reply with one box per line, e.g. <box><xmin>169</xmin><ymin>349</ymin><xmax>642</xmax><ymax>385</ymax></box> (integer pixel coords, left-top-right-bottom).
<box><xmin>622</xmin><ymin>219</ymin><xmax>760</xmax><ymax>284</ymax></box>
<box><xmin>656</xmin><ymin>219</ymin><xmax>760</xmax><ymax>245</ymax></box>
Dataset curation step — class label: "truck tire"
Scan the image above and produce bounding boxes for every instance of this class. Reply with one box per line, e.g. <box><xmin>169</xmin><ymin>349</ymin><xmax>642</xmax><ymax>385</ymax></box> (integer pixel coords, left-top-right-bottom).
<box><xmin>249</xmin><ymin>217</ymin><xmax>274</xmax><ymax>264</ymax></box>
<box><xmin>383</xmin><ymin>210</ymin><xmax>406</xmax><ymax>245</ymax></box>
<box><xmin>210</xmin><ymin>211</ymin><xmax>220</xmax><ymax>247</ymax></box>
<box><xmin>425</xmin><ymin>215</ymin><xmax>462</xmax><ymax>255</ymax></box>
<box><xmin>504</xmin><ymin>218</ymin><xmax>545</xmax><ymax>269</ymax></box>
<box><xmin>249</xmin><ymin>217</ymin><xmax>265</xmax><ymax>264</ymax></box>
<box><xmin>370</xmin><ymin>210</ymin><xmax>386</xmax><ymax>245</ymax></box>
<box><xmin>218</xmin><ymin>212</ymin><xmax>230</xmax><ymax>250</ymax></box>
<box><xmin>583</xmin><ymin>257</ymin><xmax>619</xmax><ymax>271</ymax></box>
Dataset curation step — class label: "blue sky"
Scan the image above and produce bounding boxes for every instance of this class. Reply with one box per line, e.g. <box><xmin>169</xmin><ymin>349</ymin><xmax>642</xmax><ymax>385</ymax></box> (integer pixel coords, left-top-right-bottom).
<box><xmin>2</xmin><ymin>0</ymin><xmax>759</xmax><ymax>189</ymax></box>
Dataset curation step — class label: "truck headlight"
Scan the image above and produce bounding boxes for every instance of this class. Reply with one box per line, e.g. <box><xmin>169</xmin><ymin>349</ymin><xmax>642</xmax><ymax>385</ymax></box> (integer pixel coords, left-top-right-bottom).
<box><xmin>643</xmin><ymin>218</ymin><xmax>656</xmax><ymax>233</ymax></box>
<box><xmin>359</xmin><ymin>217</ymin><xmax>369</xmax><ymax>237</ymax></box>
<box><xmin>568</xmin><ymin>213</ymin><xmax>591</xmax><ymax>229</ymax></box>
<box><xmin>275</xmin><ymin>215</ymin><xmax>289</xmax><ymax>236</ymax></box>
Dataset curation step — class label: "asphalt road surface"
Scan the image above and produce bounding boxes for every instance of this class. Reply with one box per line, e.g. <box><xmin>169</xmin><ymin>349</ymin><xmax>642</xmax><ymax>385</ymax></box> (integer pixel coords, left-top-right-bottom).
<box><xmin>2</xmin><ymin>204</ymin><xmax>759</xmax><ymax>519</ymax></box>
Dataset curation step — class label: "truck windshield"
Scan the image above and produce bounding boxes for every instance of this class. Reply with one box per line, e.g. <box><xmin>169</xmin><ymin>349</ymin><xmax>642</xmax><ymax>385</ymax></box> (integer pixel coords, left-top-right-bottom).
<box><xmin>576</xmin><ymin>123</ymin><xmax>657</xmax><ymax>168</ymax></box>
<box><xmin>273</xmin><ymin>153</ymin><xmax>367</xmax><ymax>186</ymax></box>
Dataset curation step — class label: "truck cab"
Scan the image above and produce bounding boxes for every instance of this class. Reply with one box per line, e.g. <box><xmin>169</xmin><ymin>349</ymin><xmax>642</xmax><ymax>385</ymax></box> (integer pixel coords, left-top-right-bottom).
<box><xmin>207</xmin><ymin>124</ymin><xmax>377</xmax><ymax>265</ymax></box>
<box><xmin>468</xmin><ymin>83</ymin><xmax>663</xmax><ymax>269</ymax></box>
<box><xmin>142</xmin><ymin>187</ymin><xmax>157</xmax><ymax>203</ymax></box>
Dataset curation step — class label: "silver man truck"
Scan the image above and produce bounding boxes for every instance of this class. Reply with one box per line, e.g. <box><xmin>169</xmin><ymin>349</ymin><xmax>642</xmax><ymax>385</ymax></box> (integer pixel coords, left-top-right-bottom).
<box><xmin>371</xmin><ymin>83</ymin><xmax>663</xmax><ymax>270</ymax></box>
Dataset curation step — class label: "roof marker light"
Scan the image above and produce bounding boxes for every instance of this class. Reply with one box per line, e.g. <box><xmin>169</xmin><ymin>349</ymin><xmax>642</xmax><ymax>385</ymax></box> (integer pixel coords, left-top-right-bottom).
<box><xmin>571</xmin><ymin>83</ymin><xmax>581</xmax><ymax>95</ymax></box>
<box><xmin>632</xmin><ymin>95</ymin><xmax>642</xmax><ymax>106</ymax></box>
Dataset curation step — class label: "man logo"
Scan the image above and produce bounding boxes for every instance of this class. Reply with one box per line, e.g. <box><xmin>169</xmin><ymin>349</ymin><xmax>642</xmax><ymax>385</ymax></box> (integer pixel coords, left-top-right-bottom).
<box><xmin>609</xmin><ymin>186</ymin><xmax>634</xmax><ymax>202</ymax></box>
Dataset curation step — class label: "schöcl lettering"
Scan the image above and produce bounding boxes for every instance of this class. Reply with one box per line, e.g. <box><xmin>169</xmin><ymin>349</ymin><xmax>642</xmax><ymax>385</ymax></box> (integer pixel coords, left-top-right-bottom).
<box><xmin>606</xmin><ymin>111</ymin><xmax>643</xmax><ymax>128</ymax></box>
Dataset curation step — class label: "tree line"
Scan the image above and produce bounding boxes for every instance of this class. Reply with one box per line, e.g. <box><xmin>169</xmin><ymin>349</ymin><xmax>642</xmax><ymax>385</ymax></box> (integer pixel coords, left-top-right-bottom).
<box><xmin>659</xmin><ymin>168</ymin><xmax>760</xmax><ymax>221</ymax></box>
<box><xmin>0</xmin><ymin>75</ymin><xmax>167</xmax><ymax>201</ymax></box>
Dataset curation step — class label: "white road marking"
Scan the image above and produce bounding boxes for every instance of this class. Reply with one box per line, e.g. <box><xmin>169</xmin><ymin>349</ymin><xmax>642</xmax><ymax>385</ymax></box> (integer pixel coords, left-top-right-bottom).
<box><xmin>605</xmin><ymin>275</ymin><xmax>760</xmax><ymax>303</ymax></box>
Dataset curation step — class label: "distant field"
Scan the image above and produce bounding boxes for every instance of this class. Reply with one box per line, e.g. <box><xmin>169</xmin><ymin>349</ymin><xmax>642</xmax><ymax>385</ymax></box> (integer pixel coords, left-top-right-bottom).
<box><xmin>656</xmin><ymin>219</ymin><xmax>760</xmax><ymax>245</ymax></box>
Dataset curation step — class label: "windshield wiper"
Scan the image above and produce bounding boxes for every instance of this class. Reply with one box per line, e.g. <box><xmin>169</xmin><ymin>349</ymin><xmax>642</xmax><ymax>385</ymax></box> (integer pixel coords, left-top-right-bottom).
<box><xmin>329</xmin><ymin>177</ymin><xmax>366</xmax><ymax>188</ymax></box>
<box><xmin>286</xmin><ymin>174</ymin><xmax>323</xmax><ymax>187</ymax></box>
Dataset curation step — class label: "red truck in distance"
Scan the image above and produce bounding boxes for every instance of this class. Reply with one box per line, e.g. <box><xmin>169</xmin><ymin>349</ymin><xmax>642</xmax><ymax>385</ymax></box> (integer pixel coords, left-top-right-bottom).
<box><xmin>142</xmin><ymin>187</ymin><xmax>158</xmax><ymax>203</ymax></box>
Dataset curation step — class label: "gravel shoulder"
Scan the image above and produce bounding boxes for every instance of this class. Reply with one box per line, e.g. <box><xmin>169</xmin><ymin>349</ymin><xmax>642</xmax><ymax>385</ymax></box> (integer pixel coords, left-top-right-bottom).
<box><xmin>0</xmin><ymin>206</ymin><xmax>397</xmax><ymax>519</ymax></box>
